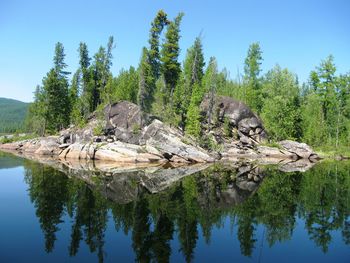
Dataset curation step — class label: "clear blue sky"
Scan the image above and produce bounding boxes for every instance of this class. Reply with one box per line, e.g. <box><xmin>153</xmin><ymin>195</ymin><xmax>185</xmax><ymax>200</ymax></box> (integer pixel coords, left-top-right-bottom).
<box><xmin>0</xmin><ymin>0</ymin><xmax>349</xmax><ymax>102</ymax></box>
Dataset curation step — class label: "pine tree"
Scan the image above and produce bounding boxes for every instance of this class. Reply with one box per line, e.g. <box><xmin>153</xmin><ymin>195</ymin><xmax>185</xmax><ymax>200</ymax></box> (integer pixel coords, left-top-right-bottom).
<box><xmin>203</xmin><ymin>57</ymin><xmax>218</xmax><ymax>126</ymax></box>
<box><xmin>185</xmin><ymin>84</ymin><xmax>202</xmax><ymax>137</ymax></box>
<box><xmin>244</xmin><ymin>42</ymin><xmax>263</xmax><ymax>113</ymax></box>
<box><xmin>138</xmin><ymin>47</ymin><xmax>154</xmax><ymax>112</ymax></box>
<box><xmin>173</xmin><ymin>37</ymin><xmax>205</xmax><ymax>130</ymax></box>
<box><xmin>77</xmin><ymin>42</ymin><xmax>92</xmax><ymax>118</ymax></box>
<box><xmin>149</xmin><ymin>10</ymin><xmax>168</xmax><ymax>80</ymax></box>
<box><xmin>43</xmin><ymin>69</ymin><xmax>69</xmax><ymax>132</ymax></box>
<box><xmin>160</xmin><ymin>13</ymin><xmax>184</xmax><ymax>107</ymax></box>
<box><xmin>38</xmin><ymin>42</ymin><xmax>71</xmax><ymax>132</ymax></box>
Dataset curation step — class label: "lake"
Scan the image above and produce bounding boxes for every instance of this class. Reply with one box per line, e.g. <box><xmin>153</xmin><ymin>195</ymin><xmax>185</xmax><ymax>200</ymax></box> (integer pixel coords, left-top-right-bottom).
<box><xmin>0</xmin><ymin>152</ymin><xmax>349</xmax><ymax>263</ymax></box>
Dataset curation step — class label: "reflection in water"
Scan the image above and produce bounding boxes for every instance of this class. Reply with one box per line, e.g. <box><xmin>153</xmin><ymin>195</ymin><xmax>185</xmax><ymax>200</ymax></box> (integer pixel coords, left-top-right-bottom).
<box><xmin>18</xmin><ymin>159</ymin><xmax>350</xmax><ymax>262</ymax></box>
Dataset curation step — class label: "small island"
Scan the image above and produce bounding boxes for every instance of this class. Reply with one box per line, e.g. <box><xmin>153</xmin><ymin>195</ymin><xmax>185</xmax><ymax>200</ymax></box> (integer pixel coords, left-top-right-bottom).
<box><xmin>1</xmin><ymin>10</ymin><xmax>349</xmax><ymax>167</ymax></box>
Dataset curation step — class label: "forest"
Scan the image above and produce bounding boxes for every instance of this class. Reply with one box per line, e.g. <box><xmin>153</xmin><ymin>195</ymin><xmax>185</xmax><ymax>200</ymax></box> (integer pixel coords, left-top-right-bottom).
<box><xmin>25</xmin><ymin>10</ymin><xmax>350</xmax><ymax>150</ymax></box>
<box><xmin>0</xmin><ymin>98</ymin><xmax>29</xmax><ymax>133</ymax></box>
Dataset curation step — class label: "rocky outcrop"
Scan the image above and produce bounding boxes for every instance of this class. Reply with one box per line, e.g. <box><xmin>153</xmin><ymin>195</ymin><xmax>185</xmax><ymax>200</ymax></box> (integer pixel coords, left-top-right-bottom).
<box><xmin>142</xmin><ymin>120</ymin><xmax>214</xmax><ymax>163</ymax></box>
<box><xmin>104</xmin><ymin>101</ymin><xmax>145</xmax><ymax>144</ymax></box>
<box><xmin>0</xmin><ymin>100</ymin><xmax>319</xmax><ymax>164</ymax></box>
<box><xmin>200</xmin><ymin>95</ymin><xmax>267</xmax><ymax>146</ymax></box>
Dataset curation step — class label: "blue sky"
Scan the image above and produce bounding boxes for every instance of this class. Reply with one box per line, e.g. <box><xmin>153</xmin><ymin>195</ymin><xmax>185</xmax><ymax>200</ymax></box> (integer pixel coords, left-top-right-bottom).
<box><xmin>0</xmin><ymin>0</ymin><xmax>349</xmax><ymax>102</ymax></box>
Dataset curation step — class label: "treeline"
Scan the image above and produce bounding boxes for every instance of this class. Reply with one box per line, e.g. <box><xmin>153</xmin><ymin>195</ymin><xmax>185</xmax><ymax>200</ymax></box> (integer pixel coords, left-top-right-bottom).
<box><xmin>26</xmin><ymin>10</ymin><xmax>350</xmax><ymax>147</ymax></box>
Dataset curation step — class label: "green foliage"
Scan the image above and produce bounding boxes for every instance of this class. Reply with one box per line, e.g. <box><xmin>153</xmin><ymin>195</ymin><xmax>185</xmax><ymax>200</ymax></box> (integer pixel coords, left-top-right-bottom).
<box><xmin>185</xmin><ymin>84</ymin><xmax>203</xmax><ymax>137</ymax></box>
<box><xmin>244</xmin><ymin>42</ymin><xmax>263</xmax><ymax>113</ymax></box>
<box><xmin>0</xmin><ymin>133</ymin><xmax>36</xmax><ymax>144</ymax></box>
<box><xmin>301</xmin><ymin>57</ymin><xmax>350</xmax><ymax>147</ymax></box>
<box><xmin>138</xmin><ymin>48</ymin><xmax>155</xmax><ymax>112</ymax></box>
<box><xmin>132</xmin><ymin>123</ymin><xmax>141</xmax><ymax>135</ymax></box>
<box><xmin>301</xmin><ymin>92</ymin><xmax>327</xmax><ymax>146</ymax></box>
<box><xmin>102</xmin><ymin>67</ymin><xmax>139</xmax><ymax>105</ymax></box>
<box><xmin>172</xmin><ymin>37</ymin><xmax>205</xmax><ymax>129</ymax></box>
<box><xmin>160</xmin><ymin>13</ymin><xmax>184</xmax><ymax>108</ymax></box>
<box><xmin>148</xmin><ymin>10</ymin><xmax>169</xmax><ymax>80</ymax></box>
<box><xmin>223</xmin><ymin>117</ymin><xmax>232</xmax><ymax>137</ymax></box>
<box><xmin>0</xmin><ymin>98</ymin><xmax>29</xmax><ymax>133</ymax></box>
<box><xmin>260</xmin><ymin>65</ymin><xmax>301</xmax><ymax>140</ymax></box>
<box><xmin>93</xmin><ymin>121</ymin><xmax>105</xmax><ymax>136</ymax></box>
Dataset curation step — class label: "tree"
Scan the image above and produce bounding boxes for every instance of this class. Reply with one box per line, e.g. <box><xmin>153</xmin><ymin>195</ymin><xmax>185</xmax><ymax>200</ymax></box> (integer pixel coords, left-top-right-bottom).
<box><xmin>160</xmin><ymin>13</ymin><xmax>184</xmax><ymax>108</ymax></box>
<box><xmin>185</xmin><ymin>84</ymin><xmax>202</xmax><ymax>137</ymax></box>
<box><xmin>260</xmin><ymin>65</ymin><xmax>301</xmax><ymax>140</ymax></box>
<box><xmin>148</xmin><ymin>10</ymin><xmax>168</xmax><ymax>80</ymax></box>
<box><xmin>173</xmin><ymin>37</ymin><xmax>205</xmax><ymax>130</ymax></box>
<box><xmin>301</xmin><ymin>92</ymin><xmax>327</xmax><ymax>146</ymax></box>
<box><xmin>308</xmin><ymin>56</ymin><xmax>340</xmax><ymax>144</ymax></box>
<box><xmin>202</xmin><ymin>57</ymin><xmax>219</xmax><ymax>127</ymax></box>
<box><xmin>42</xmin><ymin>69</ymin><xmax>69</xmax><ymax>132</ymax></box>
<box><xmin>138</xmin><ymin>47</ymin><xmax>154</xmax><ymax>113</ymax></box>
<box><xmin>25</xmin><ymin>85</ymin><xmax>47</xmax><ymax>135</ymax></box>
<box><xmin>39</xmin><ymin>42</ymin><xmax>70</xmax><ymax>132</ymax></box>
<box><xmin>78</xmin><ymin>42</ymin><xmax>92</xmax><ymax>119</ymax></box>
<box><xmin>244</xmin><ymin>42</ymin><xmax>263</xmax><ymax>113</ymax></box>
<box><xmin>54</xmin><ymin>42</ymin><xmax>70</xmax><ymax>77</ymax></box>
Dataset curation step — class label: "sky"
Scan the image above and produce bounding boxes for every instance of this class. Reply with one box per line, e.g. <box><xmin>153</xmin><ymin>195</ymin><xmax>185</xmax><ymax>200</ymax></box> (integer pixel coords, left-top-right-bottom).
<box><xmin>0</xmin><ymin>0</ymin><xmax>349</xmax><ymax>102</ymax></box>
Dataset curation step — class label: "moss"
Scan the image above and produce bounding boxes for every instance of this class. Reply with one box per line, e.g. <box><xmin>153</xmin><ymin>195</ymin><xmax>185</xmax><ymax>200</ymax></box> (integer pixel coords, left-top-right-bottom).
<box><xmin>132</xmin><ymin>123</ymin><xmax>141</xmax><ymax>135</ymax></box>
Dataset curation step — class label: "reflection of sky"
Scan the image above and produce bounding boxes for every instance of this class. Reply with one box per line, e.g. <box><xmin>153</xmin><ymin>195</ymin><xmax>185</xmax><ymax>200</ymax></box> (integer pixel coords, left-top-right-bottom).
<box><xmin>0</xmin><ymin>162</ymin><xmax>349</xmax><ymax>262</ymax></box>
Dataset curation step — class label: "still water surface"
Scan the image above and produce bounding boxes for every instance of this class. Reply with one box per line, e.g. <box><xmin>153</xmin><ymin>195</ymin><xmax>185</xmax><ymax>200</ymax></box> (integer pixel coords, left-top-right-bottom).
<box><xmin>0</xmin><ymin>152</ymin><xmax>349</xmax><ymax>263</ymax></box>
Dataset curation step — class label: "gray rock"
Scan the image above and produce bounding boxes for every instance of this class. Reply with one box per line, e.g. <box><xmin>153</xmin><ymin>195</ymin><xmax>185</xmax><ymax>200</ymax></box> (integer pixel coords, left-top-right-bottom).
<box><xmin>278</xmin><ymin>140</ymin><xmax>318</xmax><ymax>159</ymax></box>
<box><xmin>142</xmin><ymin>119</ymin><xmax>214</xmax><ymax>163</ymax></box>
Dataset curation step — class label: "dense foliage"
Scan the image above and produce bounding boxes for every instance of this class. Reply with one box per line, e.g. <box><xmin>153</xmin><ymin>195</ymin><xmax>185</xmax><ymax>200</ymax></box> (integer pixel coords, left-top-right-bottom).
<box><xmin>25</xmin><ymin>10</ymin><xmax>350</xmax><ymax>148</ymax></box>
<box><xmin>0</xmin><ymin>98</ymin><xmax>29</xmax><ymax>133</ymax></box>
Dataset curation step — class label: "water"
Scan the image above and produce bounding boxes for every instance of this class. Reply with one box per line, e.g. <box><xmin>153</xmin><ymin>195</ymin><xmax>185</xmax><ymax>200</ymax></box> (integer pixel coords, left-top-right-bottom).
<box><xmin>0</xmin><ymin>152</ymin><xmax>349</xmax><ymax>263</ymax></box>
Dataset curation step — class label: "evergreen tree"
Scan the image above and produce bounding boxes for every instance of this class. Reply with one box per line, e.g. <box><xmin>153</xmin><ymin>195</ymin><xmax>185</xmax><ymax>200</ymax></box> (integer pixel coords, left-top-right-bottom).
<box><xmin>149</xmin><ymin>10</ymin><xmax>168</xmax><ymax>80</ymax></box>
<box><xmin>202</xmin><ymin>57</ymin><xmax>219</xmax><ymax>126</ymax></box>
<box><xmin>160</xmin><ymin>13</ymin><xmax>184</xmax><ymax>108</ymax></box>
<box><xmin>25</xmin><ymin>85</ymin><xmax>47</xmax><ymax>135</ymax></box>
<box><xmin>69</xmin><ymin>70</ymin><xmax>82</xmax><ymax>125</ymax></box>
<box><xmin>138</xmin><ymin>47</ymin><xmax>154</xmax><ymax>112</ymax></box>
<box><xmin>185</xmin><ymin>84</ymin><xmax>202</xmax><ymax>137</ymax></box>
<box><xmin>173</xmin><ymin>37</ymin><xmax>205</xmax><ymax>130</ymax></box>
<box><xmin>36</xmin><ymin>42</ymin><xmax>71</xmax><ymax>133</ymax></box>
<box><xmin>244</xmin><ymin>42</ymin><xmax>263</xmax><ymax>113</ymax></box>
<box><xmin>78</xmin><ymin>42</ymin><xmax>92</xmax><ymax>118</ymax></box>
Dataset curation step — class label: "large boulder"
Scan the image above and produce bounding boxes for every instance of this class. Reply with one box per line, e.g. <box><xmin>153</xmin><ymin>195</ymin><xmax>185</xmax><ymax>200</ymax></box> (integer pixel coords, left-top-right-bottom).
<box><xmin>142</xmin><ymin>119</ymin><xmax>214</xmax><ymax>163</ymax></box>
<box><xmin>200</xmin><ymin>95</ymin><xmax>267</xmax><ymax>145</ymax></box>
<box><xmin>104</xmin><ymin>101</ymin><xmax>145</xmax><ymax>144</ymax></box>
<box><xmin>278</xmin><ymin>140</ymin><xmax>318</xmax><ymax>160</ymax></box>
<box><xmin>201</xmin><ymin>95</ymin><xmax>256</xmax><ymax>125</ymax></box>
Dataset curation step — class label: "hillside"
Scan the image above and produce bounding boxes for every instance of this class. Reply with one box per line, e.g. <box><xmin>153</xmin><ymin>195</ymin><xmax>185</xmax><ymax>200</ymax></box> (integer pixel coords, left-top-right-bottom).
<box><xmin>0</xmin><ymin>98</ymin><xmax>29</xmax><ymax>133</ymax></box>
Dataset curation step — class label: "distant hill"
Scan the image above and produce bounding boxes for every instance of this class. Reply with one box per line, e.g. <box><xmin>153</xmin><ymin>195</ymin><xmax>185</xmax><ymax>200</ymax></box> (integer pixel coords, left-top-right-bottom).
<box><xmin>0</xmin><ymin>98</ymin><xmax>29</xmax><ymax>133</ymax></box>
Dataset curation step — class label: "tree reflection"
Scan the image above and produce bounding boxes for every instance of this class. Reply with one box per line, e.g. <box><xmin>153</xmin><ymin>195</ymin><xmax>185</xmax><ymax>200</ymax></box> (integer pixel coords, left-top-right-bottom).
<box><xmin>22</xmin><ymin>160</ymin><xmax>350</xmax><ymax>262</ymax></box>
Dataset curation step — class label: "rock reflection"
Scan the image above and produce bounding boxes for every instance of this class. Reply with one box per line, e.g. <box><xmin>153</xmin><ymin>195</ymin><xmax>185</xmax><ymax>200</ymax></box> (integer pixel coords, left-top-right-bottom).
<box><xmin>20</xmin><ymin>157</ymin><xmax>350</xmax><ymax>262</ymax></box>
